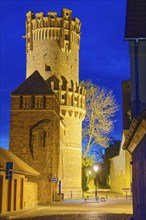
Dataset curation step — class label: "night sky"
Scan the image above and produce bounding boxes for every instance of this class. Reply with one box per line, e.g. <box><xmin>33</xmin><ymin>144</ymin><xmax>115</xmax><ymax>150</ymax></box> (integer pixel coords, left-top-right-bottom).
<box><xmin>0</xmin><ymin>0</ymin><xmax>130</xmax><ymax>149</ymax></box>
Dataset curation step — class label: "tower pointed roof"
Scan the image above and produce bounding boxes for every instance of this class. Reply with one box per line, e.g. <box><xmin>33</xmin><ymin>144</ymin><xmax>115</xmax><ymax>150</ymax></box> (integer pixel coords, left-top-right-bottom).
<box><xmin>11</xmin><ymin>71</ymin><xmax>54</xmax><ymax>95</ymax></box>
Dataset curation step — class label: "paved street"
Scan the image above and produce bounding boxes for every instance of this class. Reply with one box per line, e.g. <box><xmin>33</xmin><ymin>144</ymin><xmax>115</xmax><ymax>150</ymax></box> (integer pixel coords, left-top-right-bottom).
<box><xmin>0</xmin><ymin>199</ymin><xmax>133</xmax><ymax>220</ymax></box>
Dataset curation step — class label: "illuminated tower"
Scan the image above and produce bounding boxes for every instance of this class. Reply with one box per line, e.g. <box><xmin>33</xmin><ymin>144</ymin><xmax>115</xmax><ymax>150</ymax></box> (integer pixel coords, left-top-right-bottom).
<box><xmin>25</xmin><ymin>9</ymin><xmax>85</xmax><ymax>198</ymax></box>
<box><xmin>26</xmin><ymin>8</ymin><xmax>80</xmax><ymax>83</ymax></box>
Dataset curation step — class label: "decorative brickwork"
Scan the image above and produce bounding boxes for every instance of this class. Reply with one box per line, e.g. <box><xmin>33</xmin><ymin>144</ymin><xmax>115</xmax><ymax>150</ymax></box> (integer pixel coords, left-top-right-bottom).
<box><xmin>10</xmin><ymin>8</ymin><xmax>85</xmax><ymax>203</ymax></box>
<box><xmin>26</xmin><ymin>9</ymin><xmax>81</xmax><ymax>85</ymax></box>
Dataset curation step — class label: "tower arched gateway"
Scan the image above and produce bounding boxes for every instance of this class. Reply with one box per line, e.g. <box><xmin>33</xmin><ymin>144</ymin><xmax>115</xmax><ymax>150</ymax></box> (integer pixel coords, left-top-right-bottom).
<box><xmin>10</xmin><ymin>8</ymin><xmax>85</xmax><ymax>203</ymax></box>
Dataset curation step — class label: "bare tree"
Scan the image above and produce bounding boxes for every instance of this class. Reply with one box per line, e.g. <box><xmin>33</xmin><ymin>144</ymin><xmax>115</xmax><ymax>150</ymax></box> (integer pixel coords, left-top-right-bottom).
<box><xmin>81</xmin><ymin>81</ymin><xmax>119</xmax><ymax>159</ymax></box>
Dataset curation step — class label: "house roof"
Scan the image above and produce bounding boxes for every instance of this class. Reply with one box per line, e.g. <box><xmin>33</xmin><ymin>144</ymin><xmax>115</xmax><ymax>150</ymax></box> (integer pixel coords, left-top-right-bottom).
<box><xmin>0</xmin><ymin>147</ymin><xmax>40</xmax><ymax>176</ymax></box>
<box><xmin>105</xmin><ymin>141</ymin><xmax>121</xmax><ymax>159</ymax></box>
<box><xmin>11</xmin><ymin>71</ymin><xmax>54</xmax><ymax>95</ymax></box>
<box><xmin>123</xmin><ymin>109</ymin><xmax>146</xmax><ymax>153</ymax></box>
<box><xmin>125</xmin><ymin>0</ymin><xmax>146</xmax><ymax>39</ymax></box>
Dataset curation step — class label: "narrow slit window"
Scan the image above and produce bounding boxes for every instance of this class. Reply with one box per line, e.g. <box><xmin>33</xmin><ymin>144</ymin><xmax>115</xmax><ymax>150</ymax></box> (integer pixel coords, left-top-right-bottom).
<box><xmin>45</xmin><ymin>64</ymin><xmax>51</xmax><ymax>71</ymax></box>
<box><xmin>65</xmin><ymin>34</ymin><xmax>69</xmax><ymax>40</ymax></box>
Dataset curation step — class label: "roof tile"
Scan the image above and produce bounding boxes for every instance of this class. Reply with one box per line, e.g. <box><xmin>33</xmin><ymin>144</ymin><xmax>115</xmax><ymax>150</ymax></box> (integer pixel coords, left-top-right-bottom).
<box><xmin>0</xmin><ymin>147</ymin><xmax>40</xmax><ymax>176</ymax></box>
<box><xmin>11</xmin><ymin>71</ymin><xmax>54</xmax><ymax>95</ymax></box>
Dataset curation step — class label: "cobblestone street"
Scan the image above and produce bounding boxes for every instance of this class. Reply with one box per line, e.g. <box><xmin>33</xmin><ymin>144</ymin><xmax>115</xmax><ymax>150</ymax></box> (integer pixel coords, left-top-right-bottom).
<box><xmin>14</xmin><ymin>213</ymin><xmax>132</xmax><ymax>220</ymax></box>
<box><xmin>0</xmin><ymin>199</ymin><xmax>132</xmax><ymax>220</ymax></box>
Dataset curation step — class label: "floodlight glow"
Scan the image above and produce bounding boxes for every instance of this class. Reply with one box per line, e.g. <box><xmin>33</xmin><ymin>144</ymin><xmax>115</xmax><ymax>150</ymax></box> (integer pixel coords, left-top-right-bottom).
<box><xmin>93</xmin><ymin>165</ymin><xmax>98</xmax><ymax>172</ymax></box>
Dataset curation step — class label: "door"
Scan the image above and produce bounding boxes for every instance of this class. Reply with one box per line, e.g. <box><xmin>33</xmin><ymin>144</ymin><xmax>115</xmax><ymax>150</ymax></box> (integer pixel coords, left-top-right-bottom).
<box><xmin>0</xmin><ymin>176</ymin><xmax>3</xmax><ymax>213</ymax></box>
<box><xmin>7</xmin><ymin>180</ymin><xmax>12</xmax><ymax>211</ymax></box>
<box><xmin>13</xmin><ymin>179</ymin><xmax>17</xmax><ymax>211</ymax></box>
<box><xmin>20</xmin><ymin>178</ymin><xmax>24</xmax><ymax>209</ymax></box>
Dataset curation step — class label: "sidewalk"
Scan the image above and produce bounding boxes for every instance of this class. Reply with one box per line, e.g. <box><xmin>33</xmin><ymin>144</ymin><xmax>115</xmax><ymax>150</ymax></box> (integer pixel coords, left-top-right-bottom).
<box><xmin>0</xmin><ymin>199</ymin><xmax>133</xmax><ymax>220</ymax></box>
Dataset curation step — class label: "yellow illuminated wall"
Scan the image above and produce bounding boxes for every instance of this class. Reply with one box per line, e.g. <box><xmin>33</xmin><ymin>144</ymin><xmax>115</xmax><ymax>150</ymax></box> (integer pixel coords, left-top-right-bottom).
<box><xmin>110</xmin><ymin>131</ymin><xmax>132</xmax><ymax>195</ymax></box>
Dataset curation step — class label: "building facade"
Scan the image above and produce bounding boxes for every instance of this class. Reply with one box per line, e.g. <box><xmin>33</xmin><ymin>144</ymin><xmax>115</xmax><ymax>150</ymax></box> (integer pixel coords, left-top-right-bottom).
<box><xmin>109</xmin><ymin>133</ymin><xmax>132</xmax><ymax>195</ymax></box>
<box><xmin>9</xmin><ymin>8</ymin><xmax>85</xmax><ymax>204</ymax></box>
<box><xmin>109</xmin><ymin>81</ymin><xmax>132</xmax><ymax>194</ymax></box>
<box><xmin>125</xmin><ymin>0</ymin><xmax>146</xmax><ymax>119</ymax></box>
<box><xmin>0</xmin><ymin>148</ymin><xmax>40</xmax><ymax>213</ymax></box>
<box><xmin>123</xmin><ymin>0</ymin><xmax>146</xmax><ymax>219</ymax></box>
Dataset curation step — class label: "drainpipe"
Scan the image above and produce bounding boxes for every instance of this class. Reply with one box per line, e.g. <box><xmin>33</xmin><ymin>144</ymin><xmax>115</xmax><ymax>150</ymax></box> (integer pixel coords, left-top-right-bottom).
<box><xmin>135</xmin><ymin>39</ymin><xmax>139</xmax><ymax>116</ymax></box>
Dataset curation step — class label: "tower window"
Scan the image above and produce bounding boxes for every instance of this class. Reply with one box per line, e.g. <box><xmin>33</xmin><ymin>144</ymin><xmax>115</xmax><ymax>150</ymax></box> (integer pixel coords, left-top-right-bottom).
<box><xmin>66</xmin><ymin>12</ymin><xmax>70</xmax><ymax>17</ymax></box>
<box><xmin>45</xmin><ymin>64</ymin><xmax>51</xmax><ymax>71</ymax></box>
<box><xmin>43</xmin><ymin>96</ymin><xmax>46</xmax><ymax>109</ymax></box>
<box><xmin>31</xmin><ymin>96</ymin><xmax>35</xmax><ymax>108</ymax></box>
<box><xmin>19</xmin><ymin>96</ymin><xmax>23</xmax><ymax>109</ymax></box>
<box><xmin>65</xmin><ymin>34</ymin><xmax>69</xmax><ymax>40</ymax></box>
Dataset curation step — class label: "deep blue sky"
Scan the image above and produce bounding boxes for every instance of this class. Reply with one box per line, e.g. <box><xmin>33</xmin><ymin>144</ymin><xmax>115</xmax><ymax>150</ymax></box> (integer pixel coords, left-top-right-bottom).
<box><xmin>0</xmin><ymin>0</ymin><xmax>130</xmax><ymax>149</ymax></box>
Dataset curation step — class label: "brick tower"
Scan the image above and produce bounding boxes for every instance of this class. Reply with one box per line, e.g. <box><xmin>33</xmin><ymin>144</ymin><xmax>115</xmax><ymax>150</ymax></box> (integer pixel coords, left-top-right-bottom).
<box><xmin>10</xmin><ymin>8</ymin><xmax>85</xmax><ymax>202</ymax></box>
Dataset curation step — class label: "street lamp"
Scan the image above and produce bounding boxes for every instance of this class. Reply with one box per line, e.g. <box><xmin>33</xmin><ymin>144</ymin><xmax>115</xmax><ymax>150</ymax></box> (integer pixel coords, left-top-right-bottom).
<box><xmin>93</xmin><ymin>165</ymin><xmax>99</xmax><ymax>199</ymax></box>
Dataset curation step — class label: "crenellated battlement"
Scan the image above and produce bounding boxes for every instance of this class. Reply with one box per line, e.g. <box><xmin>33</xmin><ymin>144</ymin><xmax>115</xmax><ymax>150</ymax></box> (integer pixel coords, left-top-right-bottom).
<box><xmin>47</xmin><ymin>76</ymin><xmax>86</xmax><ymax>109</ymax></box>
<box><xmin>11</xmin><ymin>75</ymin><xmax>86</xmax><ymax>118</ymax></box>
<box><xmin>26</xmin><ymin>9</ymin><xmax>81</xmax><ymax>34</ymax></box>
<box><xmin>26</xmin><ymin>8</ymin><xmax>81</xmax><ymax>53</ymax></box>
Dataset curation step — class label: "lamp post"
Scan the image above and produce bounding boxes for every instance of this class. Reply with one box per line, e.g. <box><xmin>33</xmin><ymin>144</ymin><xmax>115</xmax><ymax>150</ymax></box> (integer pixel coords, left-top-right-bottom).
<box><xmin>93</xmin><ymin>165</ymin><xmax>99</xmax><ymax>199</ymax></box>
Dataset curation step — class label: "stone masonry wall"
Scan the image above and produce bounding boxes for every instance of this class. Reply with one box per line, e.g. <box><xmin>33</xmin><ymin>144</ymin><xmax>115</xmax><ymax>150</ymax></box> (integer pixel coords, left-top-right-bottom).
<box><xmin>24</xmin><ymin>181</ymin><xmax>38</xmax><ymax>209</ymax></box>
<box><xmin>10</xmin><ymin>95</ymin><xmax>60</xmax><ymax>203</ymax></box>
<box><xmin>9</xmin><ymin>8</ymin><xmax>85</xmax><ymax>203</ymax></box>
<box><xmin>61</xmin><ymin>115</ymin><xmax>82</xmax><ymax>196</ymax></box>
<box><xmin>26</xmin><ymin>9</ymin><xmax>81</xmax><ymax>86</ymax></box>
<box><xmin>27</xmin><ymin>40</ymin><xmax>79</xmax><ymax>85</ymax></box>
